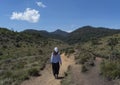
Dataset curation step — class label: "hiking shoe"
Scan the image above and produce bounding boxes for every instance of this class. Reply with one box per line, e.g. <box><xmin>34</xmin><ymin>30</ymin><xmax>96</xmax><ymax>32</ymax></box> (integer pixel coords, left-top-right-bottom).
<box><xmin>56</xmin><ymin>75</ymin><xmax>58</xmax><ymax>79</ymax></box>
<box><xmin>54</xmin><ymin>74</ymin><xmax>58</xmax><ymax>79</ymax></box>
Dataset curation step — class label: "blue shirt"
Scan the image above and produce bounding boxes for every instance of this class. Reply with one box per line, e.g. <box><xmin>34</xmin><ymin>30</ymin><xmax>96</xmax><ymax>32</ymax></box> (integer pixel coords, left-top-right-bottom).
<box><xmin>50</xmin><ymin>53</ymin><xmax>62</xmax><ymax>64</ymax></box>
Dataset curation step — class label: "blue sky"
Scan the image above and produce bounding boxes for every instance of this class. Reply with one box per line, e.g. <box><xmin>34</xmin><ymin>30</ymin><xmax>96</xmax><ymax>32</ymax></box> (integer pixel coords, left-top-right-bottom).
<box><xmin>0</xmin><ymin>0</ymin><xmax>120</xmax><ymax>32</ymax></box>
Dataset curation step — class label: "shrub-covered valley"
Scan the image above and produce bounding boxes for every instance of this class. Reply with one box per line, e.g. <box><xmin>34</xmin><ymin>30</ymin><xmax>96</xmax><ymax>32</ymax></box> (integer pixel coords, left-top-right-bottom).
<box><xmin>0</xmin><ymin>26</ymin><xmax>120</xmax><ymax>85</ymax></box>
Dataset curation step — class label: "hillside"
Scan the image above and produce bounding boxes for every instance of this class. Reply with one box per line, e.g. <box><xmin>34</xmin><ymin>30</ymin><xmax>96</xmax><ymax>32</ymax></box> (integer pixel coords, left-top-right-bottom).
<box><xmin>80</xmin><ymin>33</ymin><xmax>120</xmax><ymax>58</ymax></box>
<box><xmin>67</xmin><ymin>26</ymin><xmax>120</xmax><ymax>44</ymax></box>
<box><xmin>22</xmin><ymin>26</ymin><xmax>120</xmax><ymax>45</ymax></box>
<box><xmin>77</xmin><ymin>33</ymin><xmax>120</xmax><ymax>80</ymax></box>
<box><xmin>61</xmin><ymin>33</ymin><xmax>120</xmax><ymax>85</ymax></box>
<box><xmin>23</xmin><ymin>29</ymin><xmax>68</xmax><ymax>40</ymax></box>
<box><xmin>0</xmin><ymin>26</ymin><xmax>120</xmax><ymax>85</ymax></box>
<box><xmin>0</xmin><ymin>27</ymin><xmax>69</xmax><ymax>85</ymax></box>
<box><xmin>51</xmin><ymin>29</ymin><xmax>68</xmax><ymax>37</ymax></box>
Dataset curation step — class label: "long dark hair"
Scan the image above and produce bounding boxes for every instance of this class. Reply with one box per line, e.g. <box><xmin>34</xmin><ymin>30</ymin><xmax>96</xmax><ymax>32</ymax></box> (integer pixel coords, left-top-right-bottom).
<box><xmin>53</xmin><ymin>51</ymin><xmax>59</xmax><ymax>56</ymax></box>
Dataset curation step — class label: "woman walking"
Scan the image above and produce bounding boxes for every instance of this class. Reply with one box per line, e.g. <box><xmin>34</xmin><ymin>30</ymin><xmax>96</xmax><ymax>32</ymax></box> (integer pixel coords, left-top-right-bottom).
<box><xmin>51</xmin><ymin>47</ymin><xmax>62</xmax><ymax>79</ymax></box>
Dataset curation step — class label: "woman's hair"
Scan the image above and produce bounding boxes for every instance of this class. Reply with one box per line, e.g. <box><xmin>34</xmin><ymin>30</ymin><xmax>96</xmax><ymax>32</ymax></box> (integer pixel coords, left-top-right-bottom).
<box><xmin>53</xmin><ymin>51</ymin><xmax>59</xmax><ymax>55</ymax></box>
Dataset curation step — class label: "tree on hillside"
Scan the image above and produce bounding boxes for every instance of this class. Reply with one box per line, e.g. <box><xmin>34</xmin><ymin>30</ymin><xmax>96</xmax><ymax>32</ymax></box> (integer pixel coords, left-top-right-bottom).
<box><xmin>107</xmin><ymin>38</ymin><xmax>119</xmax><ymax>60</ymax></box>
<box><xmin>108</xmin><ymin>38</ymin><xmax>118</xmax><ymax>50</ymax></box>
<box><xmin>91</xmin><ymin>37</ymin><xmax>99</xmax><ymax>45</ymax></box>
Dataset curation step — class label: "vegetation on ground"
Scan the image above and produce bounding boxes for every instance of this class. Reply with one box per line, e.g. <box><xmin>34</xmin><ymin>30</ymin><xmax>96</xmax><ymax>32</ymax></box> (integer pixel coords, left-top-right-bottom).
<box><xmin>0</xmin><ymin>26</ymin><xmax>120</xmax><ymax>85</ymax></box>
<box><xmin>61</xmin><ymin>66</ymin><xmax>73</xmax><ymax>85</ymax></box>
<box><xmin>0</xmin><ymin>28</ymin><xmax>69</xmax><ymax>85</ymax></box>
<box><xmin>79</xmin><ymin>34</ymin><xmax>120</xmax><ymax>80</ymax></box>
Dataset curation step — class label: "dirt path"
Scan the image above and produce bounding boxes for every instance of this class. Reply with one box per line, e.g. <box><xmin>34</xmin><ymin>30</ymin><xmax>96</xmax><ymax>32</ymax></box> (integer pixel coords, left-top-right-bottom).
<box><xmin>71</xmin><ymin>57</ymin><xmax>114</xmax><ymax>85</ymax></box>
<box><xmin>21</xmin><ymin>53</ymin><xmax>75</xmax><ymax>85</ymax></box>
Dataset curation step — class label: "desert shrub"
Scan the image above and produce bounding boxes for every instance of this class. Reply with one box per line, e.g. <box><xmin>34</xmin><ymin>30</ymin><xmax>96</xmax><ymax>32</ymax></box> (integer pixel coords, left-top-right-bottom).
<box><xmin>3</xmin><ymin>71</ymin><xmax>13</xmax><ymax>78</ymax></box>
<box><xmin>111</xmin><ymin>50</ymin><xmax>120</xmax><ymax>60</ymax></box>
<box><xmin>2</xmin><ymin>45</ymin><xmax>7</xmax><ymax>49</ymax></box>
<box><xmin>27</xmin><ymin>51</ymin><xmax>32</xmax><ymax>56</ymax></box>
<box><xmin>76</xmin><ymin>52</ymin><xmax>93</xmax><ymax>64</ymax></box>
<box><xmin>0</xmin><ymin>78</ymin><xmax>13</xmax><ymax>85</ymax></box>
<box><xmin>17</xmin><ymin>73</ymin><xmax>29</xmax><ymax>81</ymax></box>
<box><xmin>28</xmin><ymin>68</ymin><xmax>40</xmax><ymax>76</ymax></box>
<box><xmin>81</xmin><ymin>65</ymin><xmax>88</xmax><ymax>72</ymax></box>
<box><xmin>107</xmin><ymin>38</ymin><xmax>118</xmax><ymax>49</ymax></box>
<box><xmin>63</xmin><ymin>47</ymin><xmax>75</xmax><ymax>55</ymax></box>
<box><xmin>13</xmin><ymin>62</ymin><xmax>25</xmax><ymax>69</ymax></box>
<box><xmin>100</xmin><ymin>60</ymin><xmax>120</xmax><ymax>80</ymax></box>
<box><xmin>10</xmin><ymin>71</ymin><xmax>29</xmax><ymax>81</ymax></box>
<box><xmin>75</xmin><ymin>50</ymin><xmax>95</xmax><ymax>73</ymax></box>
<box><xmin>0</xmin><ymin>51</ymin><xmax>3</xmax><ymax>56</ymax></box>
<box><xmin>88</xmin><ymin>60</ymin><xmax>95</xmax><ymax>66</ymax></box>
<box><xmin>40</xmin><ymin>64</ymin><xmax>45</xmax><ymax>70</ymax></box>
<box><xmin>68</xmin><ymin>49</ymin><xmax>75</xmax><ymax>54</ymax></box>
<box><xmin>79</xmin><ymin>56</ymin><xmax>89</xmax><ymax>64</ymax></box>
<box><xmin>91</xmin><ymin>37</ymin><xmax>100</xmax><ymax>45</ymax></box>
<box><xmin>61</xmin><ymin>66</ymin><xmax>73</xmax><ymax>85</ymax></box>
<box><xmin>15</xmin><ymin>43</ymin><xmax>21</xmax><ymax>48</ymax></box>
<box><xmin>38</xmin><ymin>49</ymin><xmax>43</xmax><ymax>54</ymax></box>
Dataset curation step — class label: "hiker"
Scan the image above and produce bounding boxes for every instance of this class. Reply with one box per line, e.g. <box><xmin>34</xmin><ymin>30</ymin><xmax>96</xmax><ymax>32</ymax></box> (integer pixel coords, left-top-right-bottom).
<box><xmin>50</xmin><ymin>47</ymin><xmax>62</xmax><ymax>79</ymax></box>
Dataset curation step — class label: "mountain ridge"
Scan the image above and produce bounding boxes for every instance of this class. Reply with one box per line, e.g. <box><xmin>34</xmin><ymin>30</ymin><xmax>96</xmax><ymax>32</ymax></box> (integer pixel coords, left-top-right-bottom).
<box><xmin>51</xmin><ymin>29</ymin><xmax>68</xmax><ymax>37</ymax></box>
<box><xmin>67</xmin><ymin>26</ymin><xmax>120</xmax><ymax>44</ymax></box>
<box><xmin>2</xmin><ymin>25</ymin><xmax>120</xmax><ymax>44</ymax></box>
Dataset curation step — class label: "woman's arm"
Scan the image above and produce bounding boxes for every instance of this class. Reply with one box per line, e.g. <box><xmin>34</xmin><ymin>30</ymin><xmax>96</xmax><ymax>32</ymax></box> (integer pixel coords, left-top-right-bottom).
<box><xmin>59</xmin><ymin>55</ymin><xmax>62</xmax><ymax>65</ymax></box>
<box><xmin>50</xmin><ymin>53</ymin><xmax>53</xmax><ymax>63</ymax></box>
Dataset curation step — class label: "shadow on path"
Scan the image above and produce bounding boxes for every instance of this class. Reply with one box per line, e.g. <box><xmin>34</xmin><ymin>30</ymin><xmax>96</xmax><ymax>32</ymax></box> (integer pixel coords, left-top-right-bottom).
<box><xmin>57</xmin><ymin>76</ymin><xmax>64</xmax><ymax>80</ymax></box>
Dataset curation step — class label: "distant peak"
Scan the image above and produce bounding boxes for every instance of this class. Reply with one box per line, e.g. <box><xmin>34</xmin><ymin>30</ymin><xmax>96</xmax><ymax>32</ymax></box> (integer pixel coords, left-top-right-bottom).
<box><xmin>54</xmin><ymin>29</ymin><xmax>65</xmax><ymax>32</ymax></box>
<box><xmin>82</xmin><ymin>25</ymin><xmax>94</xmax><ymax>28</ymax></box>
<box><xmin>51</xmin><ymin>29</ymin><xmax>68</xmax><ymax>36</ymax></box>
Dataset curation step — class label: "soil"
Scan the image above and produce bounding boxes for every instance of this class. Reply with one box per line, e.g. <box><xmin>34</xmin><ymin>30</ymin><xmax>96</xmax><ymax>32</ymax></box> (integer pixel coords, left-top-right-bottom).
<box><xmin>21</xmin><ymin>53</ymin><xmax>116</xmax><ymax>85</ymax></box>
<box><xmin>21</xmin><ymin>53</ymin><xmax>75</xmax><ymax>85</ymax></box>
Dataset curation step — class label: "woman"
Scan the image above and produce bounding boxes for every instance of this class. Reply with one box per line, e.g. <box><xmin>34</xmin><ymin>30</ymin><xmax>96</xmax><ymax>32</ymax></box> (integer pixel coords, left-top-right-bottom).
<box><xmin>50</xmin><ymin>47</ymin><xmax>62</xmax><ymax>79</ymax></box>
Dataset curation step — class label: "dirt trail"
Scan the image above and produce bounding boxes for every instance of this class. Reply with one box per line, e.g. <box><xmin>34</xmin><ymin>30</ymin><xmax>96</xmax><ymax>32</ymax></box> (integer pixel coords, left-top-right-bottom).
<box><xmin>21</xmin><ymin>53</ymin><xmax>75</xmax><ymax>85</ymax></box>
<box><xmin>71</xmin><ymin>57</ymin><xmax>114</xmax><ymax>85</ymax></box>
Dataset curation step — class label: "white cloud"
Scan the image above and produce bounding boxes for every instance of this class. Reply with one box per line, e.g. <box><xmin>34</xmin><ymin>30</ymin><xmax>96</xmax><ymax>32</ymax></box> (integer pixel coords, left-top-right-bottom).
<box><xmin>10</xmin><ymin>8</ymin><xmax>40</xmax><ymax>23</ymax></box>
<box><xmin>36</xmin><ymin>2</ymin><xmax>46</xmax><ymax>8</ymax></box>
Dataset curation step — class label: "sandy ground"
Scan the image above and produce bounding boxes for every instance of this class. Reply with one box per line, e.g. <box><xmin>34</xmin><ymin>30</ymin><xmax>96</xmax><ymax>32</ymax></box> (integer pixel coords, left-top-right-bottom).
<box><xmin>21</xmin><ymin>53</ymin><xmax>117</xmax><ymax>85</ymax></box>
<box><xmin>71</xmin><ymin>57</ymin><xmax>114</xmax><ymax>85</ymax></box>
<box><xmin>21</xmin><ymin>53</ymin><xmax>75</xmax><ymax>85</ymax></box>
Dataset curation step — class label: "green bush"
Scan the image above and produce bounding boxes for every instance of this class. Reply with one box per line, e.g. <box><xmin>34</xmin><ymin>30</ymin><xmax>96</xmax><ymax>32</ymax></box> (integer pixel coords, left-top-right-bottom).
<box><xmin>18</xmin><ymin>73</ymin><xmax>29</xmax><ymax>80</ymax></box>
<box><xmin>38</xmin><ymin>49</ymin><xmax>43</xmax><ymax>54</ymax></box>
<box><xmin>28</xmin><ymin>68</ymin><xmax>40</xmax><ymax>76</ymax></box>
<box><xmin>79</xmin><ymin>56</ymin><xmax>88</xmax><ymax>64</ymax></box>
<box><xmin>68</xmin><ymin>49</ymin><xmax>75</xmax><ymax>54</ymax></box>
<box><xmin>100</xmin><ymin>60</ymin><xmax>120</xmax><ymax>79</ymax></box>
<box><xmin>88</xmin><ymin>60</ymin><xmax>95</xmax><ymax>66</ymax></box>
<box><xmin>14</xmin><ymin>63</ymin><xmax>24</xmax><ymax>69</ymax></box>
<box><xmin>81</xmin><ymin>65</ymin><xmax>88</xmax><ymax>72</ymax></box>
<box><xmin>0</xmin><ymin>51</ymin><xmax>3</xmax><ymax>56</ymax></box>
<box><xmin>61</xmin><ymin>66</ymin><xmax>72</xmax><ymax>85</ymax></box>
<box><xmin>10</xmin><ymin>71</ymin><xmax>29</xmax><ymax>81</ymax></box>
<box><xmin>64</xmin><ymin>47</ymin><xmax>75</xmax><ymax>55</ymax></box>
<box><xmin>0</xmin><ymin>78</ymin><xmax>13</xmax><ymax>85</ymax></box>
<box><xmin>3</xmin><ymin>71</ymin><xmax>12</xmax><ymax>78</ymax></box>
<box><xmin>2</xmin><ymin>45</ymin><xmax>7</xmax><ymax>49</ymax></box>
<box><xmin>77</xmin><ymin>52</ymin><xmax>92</xmax><ymax>64</ymax></box>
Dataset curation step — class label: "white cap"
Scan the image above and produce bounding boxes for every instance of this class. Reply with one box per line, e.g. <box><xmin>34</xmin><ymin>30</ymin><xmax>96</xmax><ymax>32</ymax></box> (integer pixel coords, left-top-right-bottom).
<box><xmin>54</xmin><ymin>47</ymin><xmax>58</xmax><ymax>52</ymax></box>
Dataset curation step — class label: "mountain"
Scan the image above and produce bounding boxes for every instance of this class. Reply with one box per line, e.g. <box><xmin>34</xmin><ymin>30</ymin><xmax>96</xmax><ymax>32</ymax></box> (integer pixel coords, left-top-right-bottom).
<box><xmin>22</xmin><ymin>29</ymin><xmax>50</xmax><ymax>38</ymax></box>
<box><xmin>22</xmin><ymin>29</ymin><xmax>68</xmax><ymax>40</ymax></box>
<box><xmin>1</xmin><ymin>26</ymin><xmax>120</xmax><ymax>85</ymax></box>
<box><xmin>22</xmin><ymin>26</ymin><xmax>120</xmax><ymax>45</ymax></box>
<box><xmin>67</xmin><ymin>26</ymin><xmax>120</xmax><ymax>44</ymax></box>
<box><xmin>51</xmin><ymin>29</ymin><xmax>68</xmax><ymax>37</ymax></box>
